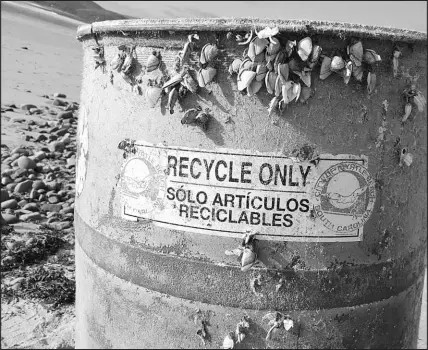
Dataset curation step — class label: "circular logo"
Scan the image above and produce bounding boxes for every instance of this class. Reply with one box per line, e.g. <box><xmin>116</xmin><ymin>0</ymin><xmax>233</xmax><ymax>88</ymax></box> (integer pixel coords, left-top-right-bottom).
<box><xmin>119</xmin><ymin>150</ymin><xmax>167</xmax><ymax>216</ymax></box>
<box><xmin>313</xmin><ymin>162</ymin><xmax>376</xmax><ymax>233</ymax></box>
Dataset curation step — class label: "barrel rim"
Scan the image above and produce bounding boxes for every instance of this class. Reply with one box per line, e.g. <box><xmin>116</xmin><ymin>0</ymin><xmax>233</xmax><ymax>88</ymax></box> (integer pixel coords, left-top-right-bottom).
<box><xmin>76</xmin><ymin>17</ymin><xmax>427</xmax><ymax>43</ymax></box>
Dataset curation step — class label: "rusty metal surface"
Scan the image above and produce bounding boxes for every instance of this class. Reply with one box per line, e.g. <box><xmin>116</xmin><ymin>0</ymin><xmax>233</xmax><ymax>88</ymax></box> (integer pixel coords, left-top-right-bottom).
<box><xmin>75</xmin><ymin>240</ymin><xmax>425</xmax><ymax>349</ymax></box>
<box><xmin>75</xmin><ymin>24</ymin><xmax>427</xmax><ymax>349</ymax></box>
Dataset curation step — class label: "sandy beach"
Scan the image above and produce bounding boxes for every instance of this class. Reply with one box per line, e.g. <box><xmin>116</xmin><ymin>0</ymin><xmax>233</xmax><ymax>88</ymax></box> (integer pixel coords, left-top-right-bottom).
<box><xmin>1</xmin><ymin>1</ymin><xmax>82</xmax><ymax>348</ymax></box>
<box><xmin>1</xmin><ymin>1</ymin><xmax>426</xmax><ymax>349</ymax></box>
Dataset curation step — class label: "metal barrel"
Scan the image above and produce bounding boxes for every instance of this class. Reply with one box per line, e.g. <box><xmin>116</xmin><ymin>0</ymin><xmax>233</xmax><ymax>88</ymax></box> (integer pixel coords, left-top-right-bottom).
<box><xmin>75</xmin><ymin>19</ymin><xmax>427</xmax><ymax>348</ymax></box>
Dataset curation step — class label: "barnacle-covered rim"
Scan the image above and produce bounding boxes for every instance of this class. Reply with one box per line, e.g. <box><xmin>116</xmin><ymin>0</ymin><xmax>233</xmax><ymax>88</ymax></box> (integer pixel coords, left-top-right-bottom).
<box><xmin>76</xmin><ymin>18</ymin><xmax>427</xmax><ymax>43</ymax></box>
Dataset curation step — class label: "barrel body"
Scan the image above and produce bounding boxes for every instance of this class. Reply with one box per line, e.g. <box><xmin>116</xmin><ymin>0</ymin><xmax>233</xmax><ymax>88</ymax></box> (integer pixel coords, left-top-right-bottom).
<box><xmin>75</xmin><ymin>20</ymin><xmax>427</xmax><ymax>349</ymax></box>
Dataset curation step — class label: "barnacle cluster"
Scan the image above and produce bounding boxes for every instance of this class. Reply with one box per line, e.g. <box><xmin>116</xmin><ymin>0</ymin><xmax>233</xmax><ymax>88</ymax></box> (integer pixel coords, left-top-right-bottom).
<box><xmin>222</xmin><ymin>316</ymin><xmax>251</xmax><ymax>349</ymax></box>
<box><xmin>95</xmin><ymin>27</ymin><xmax>428</xmax><ymax>135</ymax></box>
<box><xmin>262</xmin><ymin>311</ymin><xmax>295</xmax><ymax>340</ymax></box>
<box><xmin>229</xmin><ymin>27</ymin><xmax>383</xmax><ymax>119</ymax></box>
<box><xmin>224</xmin><ymin>231</ymin><xmax>258</xmax><ymax>272</ymax></box>
<box><xmin>401</xmin><ymin>72</ymin><xmax>426</xmax><ymax>123</ymax></box>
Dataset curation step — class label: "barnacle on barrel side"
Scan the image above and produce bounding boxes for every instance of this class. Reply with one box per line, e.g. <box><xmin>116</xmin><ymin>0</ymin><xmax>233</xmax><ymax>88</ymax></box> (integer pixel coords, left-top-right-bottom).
<box><xmin>229</xmin><ymin>58</ymin><xmax>243</xmax><ymax>75</ymax></box>
<box><xmin>237</xmin><ymin>70</ymin><xmax>256</xmax><ymax>92</ymax></box>
<box><xmin>197</xmin><ymin>67</ymin><xmax>217</xmax><ymax>87</ymax></box>
<box><xmin>237</xmin><ymin>29</ymin><xmax>254</xmax><ymax>46</ymax></box>
<box><xmin>248</xmin><ymin>37</ymin><xmax>269</xmax><ymax>62</ymax></box>
<box><xmin>348</xmin><ymin>40</ymin><xmax>363</xmax><ymax>67</ymax></box>
<box><xmin>367</xmin><ymin>72</ymin><xmax>376</xmax><ymax>94</ymax></box>
<box><xmin>145</xmin><ymin>86</ymin><xmax>162</xmax><ymax>108</ymax></box>
<box><xmin>121</xmin><ymin>47</ymin><xmax>136</xmax><ymax>76</ymax></box>
<box><xmin>146</xmin><ymin>50</ymin><xmax>161</xmax><ymax>72</ymax></box>
<box><xmin>181</xmin><ymin>107</ymin><xmax>201</xmax><ymax>125</ymax></box>
<box><xmin>363</xmin><ymin>49</ymin><xmax>382</xmax><ymax>64</ymax></box>
<box><xmin>247</xmin><ymin>79</ymin><xmax>263</xmax><ymax>97</ymax></box>
<box><xmin>255</xmin><ymin>62</ymin><xmax>268</xmax><ymax>81</ymax></box>
<box><xmin>297</xmin><ymin>37</ymin><xmax>312</xmax><ymax>61</ymax></box>
<box><xmin>402</xmin><ymin>103</ymin><xmax>412</xmax><ymax>122</ymax></box>
<box><xmin>265</xmin><ymin>71</ymin><xmax>278</xmax><ymax>95</ymax></box>
<box><xmin>200</xmin><ymin>42</ymin><xmax>219</xmax><ymax>65</ymax></box>
<box><xmin>267</xmin><ymin>95</ymin><xmax>280</xmax><ymax>117</ymax></box>
<box><xmin>180</xmin><ymin>33</ymin><xmax>199</xmax><ymax>65</ymax></box>
<box><xmin>392</xmin><ymin>47</ymin><xmax>401</xmax><ymax>78</ymax></box>
<box><xmin>181</xmin><ymin>69</ymin><xmax>199</xmax><ymax>94</ymax></box>
<box><xmin>307</xmin><ymin>45</ymin><xmax>322</xmax><ymax>70</ymax></box>
<box><xmin>166</xmin><ymin>88</ymin><xmax>179</xmax><ymax>114</ymax></box>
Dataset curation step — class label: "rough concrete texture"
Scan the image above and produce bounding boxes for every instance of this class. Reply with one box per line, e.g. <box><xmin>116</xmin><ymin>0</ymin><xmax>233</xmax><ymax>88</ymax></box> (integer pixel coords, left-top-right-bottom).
<box><xmin>75</xmin><ymin>25</ymin><xmax>427</xmax><ymax>349</ymax></box>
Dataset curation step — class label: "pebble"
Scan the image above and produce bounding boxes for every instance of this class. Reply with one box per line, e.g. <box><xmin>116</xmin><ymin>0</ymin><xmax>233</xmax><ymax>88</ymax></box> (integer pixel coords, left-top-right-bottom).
<box><xmin>66</xmin><ymin>158</ymin><xmax>76</xmax><ymax>168</ymax></box>
<box><xmin>46</xmin><ymin>174</ymin><xmax>55</xmax><ymax>181</ymax></box>
<box><xmin>9</xmin><ymin>154</ymin><xmax>21</xmax><ymax>162</ymax></box>
<box><xmin>1</xmin><ymin>199</ymin><xmax>18</xmax><ymax>209</ymax></box>
<box><xmin>58</xmin><ymin>111</ymin><xmax>73</xmax><ymax>119</ymax></box>
<box><xmin>32</xmin><ymin>180</ymin><xmax>46</xmax><ymax>190</ymax></box>
<box><xmin>1</xmin><ymin>176</ymin><xmax>12</xmax><ymax>185</ymax></box>
<box><xmin>57</xmin><ymin>190</ymin><xmax>68</xmax><ymax>197</ymax></box>
<box><xmin>45</xmin><ymin>181</ymin><xmax>59</xmax><ymax>191</ymax></box>
<box><xmin>49</xmin><ymin>141</ymin><xmax>65</xmax><ymax>153</ymax></box>
<box><xmin>2</xmin><ymin>213</ymin><xmax>18</xmax><ymax>224</ymax></box>
<box><xmin>33</xmin><ymin>151</ymin><xmax>47</xmax><ymax>162</ymax></box>
<box><xmin>62</xmin><ymin>136</ymin><xmax>71</xmax><ymax>145</ymax></box>
<box><xmin>64</xmin><ymin>213</ymin><xmax>74</xmax><ymax>220</ymax></box>
<box><xmin>20</xmin><ymin>212</ymin><xmax>43</xmax><ymax>222</ymax></box>
<box><xmin>64</xmin><ymin>103</ymin><xmax>77</xmax><ymax>112</ymax></box>
<box><xmin>1</xmin><ymin>189</ymin><xmax>9</xmax><ymax>202</ymax></box>
<box><xmin>2</xmin><ymin>169</ymin><xmax>15</xmax><ymax>177</ymax></box>
<box><xmin>14</xmin><ymin>168</ymin><xmax>28</xmax><ymax>178</ymax></box>
<box><xmin>14</xmin><ymin>180</ymin><xmax>33</xmax><ymax>193</ymax></box>
<box><xmin>10</xmin><ymin>277</ymin><xmax>25</xmax><ymax>286</ymax></box>
<box><xmin>53</xmin><ymin>93</ymin><xmax>67</xmax><ymax>98</ymax></box>
<box><xmin>52</xmin><ymin>99</ymin><xmax>67</xmax><ymax>107</ymax></box>
<box><xmin>17</xmin><ymin>156</ymin><xmax>36</xmax><ymax>170</ymax></box>
<box><xmin>11</xmin><ymin>147</ymin><xmax>29</xmax><ymax>155</ymax></box>
<box><xmin>29</xmin><ymin>108</ymin><xmax>42</xmax><ymax>115</ymax></box>
<box><xmin>60</xmin><ymin>207</ymin><xmax>74</xmax><ymax>215</ymax></box>
<box><xmin>28</xmin><ymin>174</ymin><xmax>37</xmax><ymax>180</ymax></box>
<box><xmin>55</xmin><ymin>127</ymin><xmax>70</xmax><ymax>137</ymax></box>
<box><xmin>41</xmin><ymin>203</ymin><xmax>62</xmax><ymax>213</ymax></box>
<box><xmin>48</xmin><ymin>196</ymin><xmax>60</xmax><ymax>204</ymax></box>
<box><xmin>25</xmin><ymin>238</ymin><xmax>37</xmax><ymax>246</ymax></box>
<box><xmin>46</xmin><ymin>221</ymin><xmax>71</xmax><ymax>230</ymax></box>
<box><xmin>30</xmin><ymin>188</ymin><xmax>38</xmax><ymax>199</ymax></box>
<box><xmin>34</xmin><ymin>134</ymin><xmax>48</xmax><ymax>143</ymax></box>
<box><xmin>20</xmin><ymin>104</ymin><xmax>37</xmax><ymax>110</ymax></box>
<box><xmin>39</xmin><ymin>194</ymin><xmax>47</xmax><ymax>201</ymax></box>
<box><xmin>5</xmin><ymin>183</ymin><xmax>16</xmax><ymax>191</ymax></box>
<box><xmin>18</xmin><ymin>199</ymin><xmax>28</xmax><ymax>207</ymax></box>
<box><xmin>23</xmin><ymin>203</ymin><xmax>39</xmax><ymax>212</ymax></box>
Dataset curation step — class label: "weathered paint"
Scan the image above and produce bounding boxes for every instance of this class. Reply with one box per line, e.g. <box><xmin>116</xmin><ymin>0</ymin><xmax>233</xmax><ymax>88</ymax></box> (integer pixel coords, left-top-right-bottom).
<box><xmin>75</xmin><ymin>20</ymin><xmax>427</xmax><ymax>349</ymax></box>
<box><xmin>75</xmin><ymin>105</ymin><xmax>89</xmax><ymax>197</ymax></box>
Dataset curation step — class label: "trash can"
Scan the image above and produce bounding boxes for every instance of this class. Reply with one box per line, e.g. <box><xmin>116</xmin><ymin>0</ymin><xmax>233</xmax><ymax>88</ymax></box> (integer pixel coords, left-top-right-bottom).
<box><xmin>75</xmin><ymin>19</ymin><xmax>427</xmax><ymax>348</ymax></box>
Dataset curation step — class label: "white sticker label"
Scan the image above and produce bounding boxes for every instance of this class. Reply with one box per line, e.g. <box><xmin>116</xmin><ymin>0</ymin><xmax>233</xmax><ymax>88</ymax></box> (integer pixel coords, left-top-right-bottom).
<box><xmin>119</xmin><ymin>141</ymin><xmax>376</xmax><ymax>242</ymax></box>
